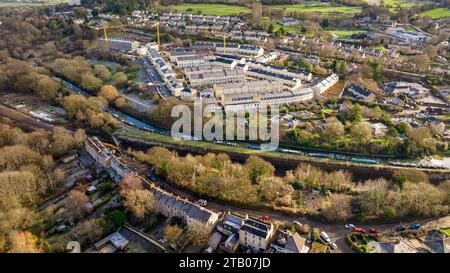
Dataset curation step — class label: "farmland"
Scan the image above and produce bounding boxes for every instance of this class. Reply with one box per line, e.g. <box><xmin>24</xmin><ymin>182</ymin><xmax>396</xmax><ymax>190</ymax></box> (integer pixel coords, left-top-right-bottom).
<box><xmin>270</xmin><ymin>2</ymin><xmax>362</xmax><ymax>15</ymax></box>
<box><xmin>420</xmin><ymin>8</ymin><xmax>450</xmax><ymax>19</ymax></box>
<box><xmin>366</xmin><ymin>0</ymin><xmax>432</xmax><ymax>11</ymax></box>
<box><xmin>0</xmin><ymin>0</ymin><xmax>66</xmax><ymax>7</ymax></box>
<box><xmin>169</xmin><ymin>2</ymin><xmax>362</xmax><ymax>16</ymax></box>
<box><xmin>170</xmin><ymin>4</ymin><xmax>250</xmax><ymax>16</ymax></box>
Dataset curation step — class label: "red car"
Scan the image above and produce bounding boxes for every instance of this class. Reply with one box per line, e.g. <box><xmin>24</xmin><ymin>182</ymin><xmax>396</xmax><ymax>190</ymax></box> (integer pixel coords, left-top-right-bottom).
<box><xmin>354</xmin><ymin>227</ymin><xmax>366</xmax><ymax>233</ymax></box>
<box><xmin>260</xmin><ymin>215</ymin><xmax>270</xmax><ymax>222</ymax></box>
<box><xmin>369</xmin><ymin>228</ymin><xmax>379</xmax><ymax>234</ymax></box>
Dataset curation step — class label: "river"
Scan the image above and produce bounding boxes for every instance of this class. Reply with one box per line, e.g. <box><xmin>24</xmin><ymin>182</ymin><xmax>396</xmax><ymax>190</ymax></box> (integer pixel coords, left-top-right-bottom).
<box><xmin>56</xmin><ymin>77</ymin><xmax>168</xmax><ymax>133</ymax></box>
<box><xmin>55</xmin><ymin>77</ymin><xmax>449</xmax><ymax>169</ymax></box>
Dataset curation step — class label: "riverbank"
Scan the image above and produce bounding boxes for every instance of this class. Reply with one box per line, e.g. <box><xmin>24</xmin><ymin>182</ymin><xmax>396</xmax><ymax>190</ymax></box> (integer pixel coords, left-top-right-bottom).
<box><xmin>115</xmin><ymin>128</ymin><xmax>450</xmax><ymax>183</ymax></box>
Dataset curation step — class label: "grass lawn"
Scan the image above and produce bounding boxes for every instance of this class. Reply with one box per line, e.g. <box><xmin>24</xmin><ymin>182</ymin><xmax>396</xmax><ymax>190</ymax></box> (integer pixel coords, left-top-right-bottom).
<box><xmin>271</xmin><ymin>2</ymin><xmax>361</xmax><ymax>15</ymax></box>
<box><xmin>0</xmin><ymin>0</ymin><xmax>66</xmax><ymax>7</ymax></box>
<box><xmin>328</xmin><ymin>29</ymin><xmax>367</xmax><ymax>38</ymax></box>
<box><xmin>170</xmin><ymin>4</ymin><xmax>250</xmax><ymax>16</ymax></box>
<box><xmin>371</xmin><ymin>44</ymin><xmax>388</xmax><ymax>53</ymax></box>
<box><xmin>443</xmin><ymin>228</ymin><xmax>450</xmax><ymax>237</ymax></box>
<box><xmin>309</xmin><ymin>242</ymin><xmax>328</xmax><ymax>253</ymax></box>
<box><xmin>87</xmin><ymin>59</ymin><xmax>118</xmax><ymax>73</ymax></box>
<box><xmin>437</xmin><ymin>114</ymin><xmax>450</xmax><ymax>121</ymax></box>
<box><xmin>420</xmin><ymin>8</ymin><xmax>450</xmax><ymax>19</ymax></box>
<box><xmin>366</xmin><ymin>0</ymin><xmax>432</xmax><ymax>12</ymax></box>
<box><xmin>262</xmin><ymin>17</ymin><xmax>315</xmax><ymax>36</ymax></box>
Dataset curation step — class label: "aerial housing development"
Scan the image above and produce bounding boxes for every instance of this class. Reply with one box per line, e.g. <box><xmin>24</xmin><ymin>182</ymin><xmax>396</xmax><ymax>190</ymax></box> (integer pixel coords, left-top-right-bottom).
<box><xmin>0</xmin><ymin>0</ymin><xmax>449</xmax><ymax>262</ymax></box>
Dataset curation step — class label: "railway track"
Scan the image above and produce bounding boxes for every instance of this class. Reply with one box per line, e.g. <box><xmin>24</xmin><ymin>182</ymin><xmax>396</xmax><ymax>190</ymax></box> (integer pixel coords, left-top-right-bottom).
<box><xmin>0</xmin><ymin>103</ymin><xmax>55</xmax><ymax>131</ymax></box>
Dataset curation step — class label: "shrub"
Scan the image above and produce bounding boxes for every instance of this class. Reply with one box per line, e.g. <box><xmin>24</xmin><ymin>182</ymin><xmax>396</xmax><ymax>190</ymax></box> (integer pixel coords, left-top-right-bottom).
<box><xmin>100</xmin><ymin>183</ymin><xmax>114</xmax><ymax>193</ymax></box>
<box><xmin>356</xmin><ymin>212</ymin><xmax>366</xmax><ymax>222</ymax></box>
<box><xmin>291</xmin><ymin>181</ymin><xmax>301</xmax><ymax>190</ymax></box>
<box><xmin>346</xmin><ymin>234</ymin><xmax>353</xmax><ymax>245</ymax></box>
<box><xmin>106</xmin><ymin>210</ymin><xmax>126</xmax><ymax>227</ymax></box>
<box><xmin>311</xmin><ymin>228</ymin><xmax>319</xmax><ymax>241</ymax></box>
<box><xmin>96</xmin><ymin>216</ymin><xmax>113</xmax><ymax>234</ymax></box>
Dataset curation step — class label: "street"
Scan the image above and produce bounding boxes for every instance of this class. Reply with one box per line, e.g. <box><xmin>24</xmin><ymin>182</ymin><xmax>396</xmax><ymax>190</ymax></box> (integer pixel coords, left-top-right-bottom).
<box><xmin>134</xmin><ymin>164</ymin><xmax>450</xmax><ymax>253</ymax></box>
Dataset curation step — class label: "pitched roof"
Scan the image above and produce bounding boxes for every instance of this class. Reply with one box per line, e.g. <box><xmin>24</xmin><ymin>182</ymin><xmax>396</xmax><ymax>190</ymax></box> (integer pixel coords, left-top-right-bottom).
<box><xmin>240</xmin><ymin>218</ymin><xmax>271</xmax><ymax>238</ymax></box>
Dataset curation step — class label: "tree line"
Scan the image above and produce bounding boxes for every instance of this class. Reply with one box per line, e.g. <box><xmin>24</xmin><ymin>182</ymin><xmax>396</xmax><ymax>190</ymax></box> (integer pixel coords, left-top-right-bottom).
<box><xmin>132</xmin><ymin>146</ymin><xmax>449</xmax><ymax>222</ymax></box>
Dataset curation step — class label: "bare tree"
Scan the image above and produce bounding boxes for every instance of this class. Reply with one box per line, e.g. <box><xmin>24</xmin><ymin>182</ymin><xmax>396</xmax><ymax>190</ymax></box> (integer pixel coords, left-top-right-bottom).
<box><xmin>185</xmin><ymin>228</ymin><xmax>210</xmax><ymax>249</ymax></box>
<box><xmin>121</xmin><ymin>189</ymin><xmax>155</xmax><ymax>220</ymax></box>
<box><xmin>164</xmin><ymin>224</ymin><xmax>183</xmax><ymax>245</ymax></box>
<box><xmin>65</xmin><ymin>190</ymin><xmax>89</xmax><ymax>220</ymax></box>
<box><xmin>321</xmin><ymin>195</ymin><xmax>352</xmax><ymax>222</ymax></box>
<box><xmin>8</xmin><ymin>231</ymin><xmax>40</xmax><ymax>253</ymax></box>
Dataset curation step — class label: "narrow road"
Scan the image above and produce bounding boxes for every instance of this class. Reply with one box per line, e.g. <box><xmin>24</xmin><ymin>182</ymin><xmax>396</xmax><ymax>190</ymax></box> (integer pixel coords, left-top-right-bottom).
<box><xmin>134</xmin><ymin>165</ymin><xmax>450</xmax><ymax>253</ymax></box>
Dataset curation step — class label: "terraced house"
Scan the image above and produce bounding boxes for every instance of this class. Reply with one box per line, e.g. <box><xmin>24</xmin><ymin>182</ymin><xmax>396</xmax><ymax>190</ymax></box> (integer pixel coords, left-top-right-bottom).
<box><xmin>85</xmin><ymin>137</ymin><xmax>219</xmax><ymax>232</ymax></box>
<box><xmin>239</xmin><ymin>218</ymin><xmax>275</xmax><ymax>252</ymax></box>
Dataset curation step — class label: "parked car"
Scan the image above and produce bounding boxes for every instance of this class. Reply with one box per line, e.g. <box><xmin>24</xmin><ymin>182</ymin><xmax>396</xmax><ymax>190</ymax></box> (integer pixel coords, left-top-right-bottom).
<box><xmin>56</xmin><ymin>225</ymin><xmax>67</xmax><ymax>233</ymax></box>
<box><xmin>329</xmin><ymin>242</ymin><xmax>337</xmax><ymax>250</ymax></box>
<box><xmin>397</xmin><ymin>226</ymin><xmax>407</xmax><ymax>232</ymax></box>
<box><xmin>306</xmin><ymin>236</ymin><xmax>313</xmax><ymax>244</ymax></box>
<box><xmin>409</xmin><ymin>224</ymin><xmax>421</xmax><ymax>230</ymax></box>
<box><xmin>260</xmin><ymin>215</ymin><xmax>270</xmax><ymax>222</ymax></box>
<box><xmin>369</xmin><ymin>228</ymin><xmax>379</xmax><ymax>234</ymax></box>
<box><xmin>345</xmin><ymin>224</ymin><xmax>355</xmax><ymax>229</ymax></box>
<box><xmin>320</xmin><ymin>231</ymin><xmax>331</xmax><ymax>243</ymax></box>
<box><xmin>354</xmin><ymin>227</ymin><xmax>366</xmax><ymax>233</ymax></box>
<box><xmin>196</xmin><ymin>199</ymin><xmax>208</xmax><ymax>206</ymax></box>
<box><xmin>293</xmin><ymin>221</ymin><xmax>302</xmax><ymax>228</ymax></box>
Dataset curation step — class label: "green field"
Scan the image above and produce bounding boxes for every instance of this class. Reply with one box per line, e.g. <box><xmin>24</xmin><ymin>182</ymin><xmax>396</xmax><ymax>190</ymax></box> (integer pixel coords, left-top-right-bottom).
<box><xmin>366</xmin><ymin>0</ymin><xmax>432</xmax><ymax>12</ymax></box>
<box><xmin>328</xmin><ymin>29</ymin><xmax>367</xmax><ymax>38</ymax></box>
<box><xmin>271</xmin><ymin>2</ymin><xmax>362</xmax><ymax>14</ymax></box>
<box><xmin>0</xmin><ymin>0</ymin><xmax>66</xmax><ymax>7</ymax></box>
<box><xmin>170</xmin><ymin>2</ymin><xmax>360</xmax><ymax>16</ymax></box>
<box><xmin>170</xmin><ymin>4</ymin><xmax>250</xmax><ymax>16</ymax></box>
<box><xmin>420</xmin><ymin>8</ymin><xmax>450</xmax><ymax>19</ymax></box>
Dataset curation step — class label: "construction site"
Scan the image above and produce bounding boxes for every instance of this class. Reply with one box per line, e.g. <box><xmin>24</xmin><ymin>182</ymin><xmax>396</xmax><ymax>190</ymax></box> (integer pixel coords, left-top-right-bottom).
<box><xmin>97</xmin><ymin>23</ymin><xmax>340</xmax><ymax>113</ymax></box>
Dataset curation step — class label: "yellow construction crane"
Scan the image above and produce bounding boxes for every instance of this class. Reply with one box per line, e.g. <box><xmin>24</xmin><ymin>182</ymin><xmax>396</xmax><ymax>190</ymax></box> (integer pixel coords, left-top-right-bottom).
<box><xmin>155</xmin><ymin>22</ymin><xmax>161</xmax><ymax>50</ymax></box>
<box><xmin>102</xmin><ymin>23</ymin><xmax>128</xmax><ymax>49</ymax></box>
<box><xmin>223</xmin><ymin>32</ymin><xmax>226</xmax><ymax>51</ymax></box>
<box><xmin>103</xmin><ymin>24</ymin><xmax>109</xmax><ymax>49</ymax></box>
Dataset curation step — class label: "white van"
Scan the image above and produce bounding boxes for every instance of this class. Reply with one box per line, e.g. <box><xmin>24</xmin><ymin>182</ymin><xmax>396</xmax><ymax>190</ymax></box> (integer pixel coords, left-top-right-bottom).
<box><xmin>320</xmin><ymin>231</ymin><xmax>331</xmax><ymax>243</ymax></box>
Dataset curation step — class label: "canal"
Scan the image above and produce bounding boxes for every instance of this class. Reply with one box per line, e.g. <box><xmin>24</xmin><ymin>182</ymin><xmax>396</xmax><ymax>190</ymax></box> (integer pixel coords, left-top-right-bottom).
<box><xmin>55</xmin><ymin>77</ymin><xmax>446</xmax><ymax>169</ymax></box>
